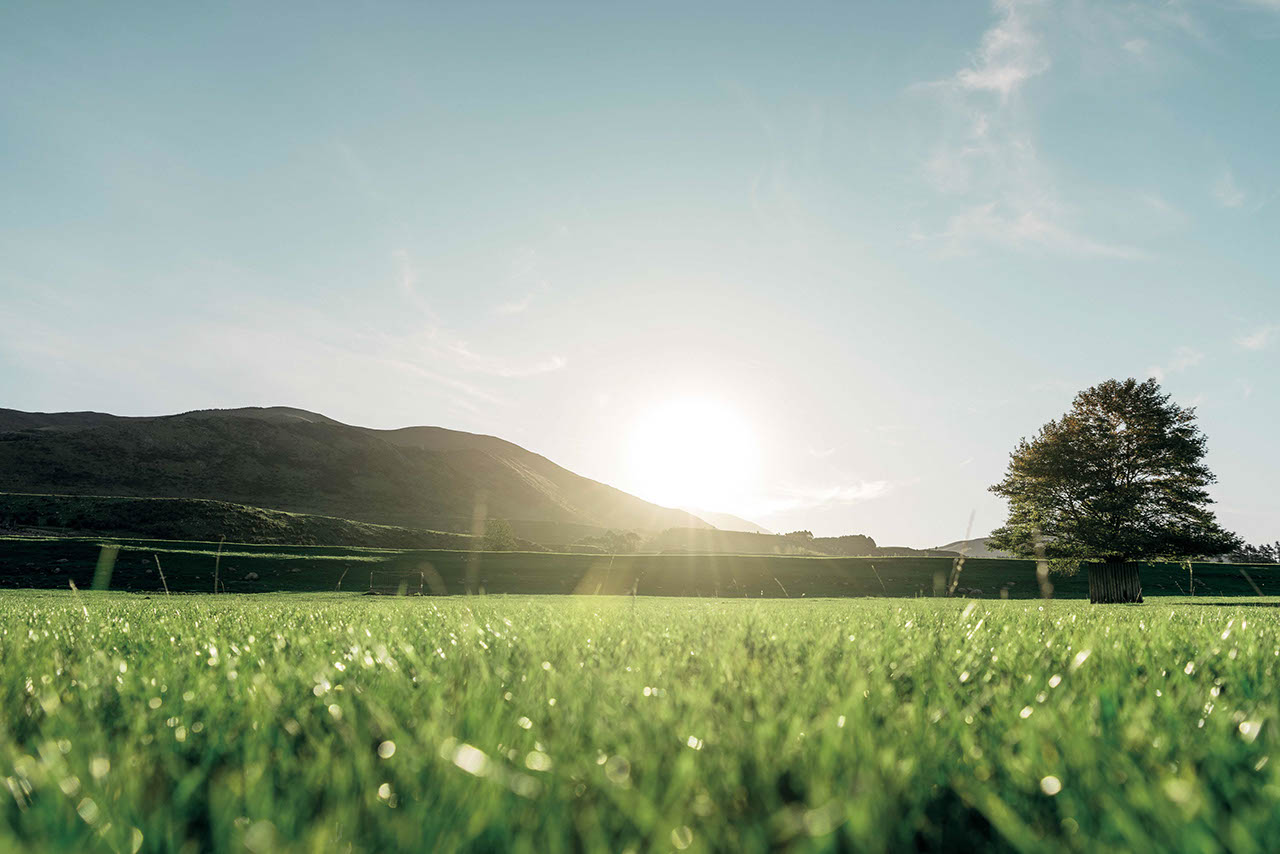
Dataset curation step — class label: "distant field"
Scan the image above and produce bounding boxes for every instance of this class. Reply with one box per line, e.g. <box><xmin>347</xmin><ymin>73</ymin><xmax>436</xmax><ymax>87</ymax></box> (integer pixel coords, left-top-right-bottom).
<box><xmin>1</xmin><ymin>535</ymin><xmax>1277</xmax><ymax>598</ymax></box>
<box><xmin>2</xmin><ymin>593</ymin><xmax>1278</xmax><ymax>852</ymax></box>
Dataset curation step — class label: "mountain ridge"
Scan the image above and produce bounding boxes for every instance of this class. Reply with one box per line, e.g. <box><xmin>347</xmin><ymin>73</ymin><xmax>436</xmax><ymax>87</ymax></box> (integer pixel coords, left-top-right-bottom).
<box><xmin>0</xmin><ymin>406</ymin><xmax>711</xmax><ymax>536</ymax></box>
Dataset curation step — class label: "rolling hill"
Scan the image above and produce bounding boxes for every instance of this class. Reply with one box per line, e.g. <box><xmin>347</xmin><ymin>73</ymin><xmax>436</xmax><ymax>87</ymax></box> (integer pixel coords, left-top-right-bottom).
<box><xmin>936</xmin><ymin>537</ymin><xmax>1014</xmax><ymax>559</ymax></box>
<box><xmin>683</xmin><ymin>509</ymin><xmax>771</xmax><ymax>534</ymax></box>
<box><xmin>0</xmin><ymin>492</ymin><xmax>505</xmax><ymax>550</ymax></box>
<box><xmin>0</xmin><ymin>406</ymin><xmax>711</xmax><ymax>537</ymax></box>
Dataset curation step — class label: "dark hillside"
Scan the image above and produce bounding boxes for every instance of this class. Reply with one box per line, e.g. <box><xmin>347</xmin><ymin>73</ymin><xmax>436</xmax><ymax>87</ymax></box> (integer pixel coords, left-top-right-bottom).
<box><xmin>0</xmin><ymin>492</ymin><xmax>486</xmax><ymax>549</ymax></box>
<box><xmin>0</xmin><ymin>407</ymin><xmax>710</xmax><ymax>535</ymax></box>
<box><xmin>0</xmin><ymin>410</ymin><xmax>129</xmax><ymax>432</ymax></box>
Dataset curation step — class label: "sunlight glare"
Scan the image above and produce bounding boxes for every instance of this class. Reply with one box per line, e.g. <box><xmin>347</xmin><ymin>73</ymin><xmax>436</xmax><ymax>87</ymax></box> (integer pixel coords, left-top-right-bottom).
<box><xmin>625</xmin><ymin>398</ymin><xmax>759</xmax><ymax>511</ymax></box>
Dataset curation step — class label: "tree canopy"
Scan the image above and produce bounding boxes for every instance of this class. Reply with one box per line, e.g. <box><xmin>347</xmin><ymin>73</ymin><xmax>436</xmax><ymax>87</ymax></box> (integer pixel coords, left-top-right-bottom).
<box><xmin>989</xmin><ymin>378</ymin><xmax>1239</xmax><ymax>565</ymax></box>
<box><xmin>482</xmin><ymin>518</ymin><xmax>518</xmax><ymax>551</ymax></box>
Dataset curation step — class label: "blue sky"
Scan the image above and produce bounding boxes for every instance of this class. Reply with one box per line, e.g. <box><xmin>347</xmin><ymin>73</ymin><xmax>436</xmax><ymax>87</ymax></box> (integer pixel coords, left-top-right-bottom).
<box><xmin>2</xmin><ymin>1</ymin><xmax>1278</xmax><ymax>546</ymax></box>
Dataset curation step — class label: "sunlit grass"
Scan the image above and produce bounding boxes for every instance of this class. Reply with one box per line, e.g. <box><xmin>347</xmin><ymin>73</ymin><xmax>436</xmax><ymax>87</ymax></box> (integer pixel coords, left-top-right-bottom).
<box><xmin>2</xmin><ymin>592</ymin><xmax>1278</xmax><ymax>852</ymax></box>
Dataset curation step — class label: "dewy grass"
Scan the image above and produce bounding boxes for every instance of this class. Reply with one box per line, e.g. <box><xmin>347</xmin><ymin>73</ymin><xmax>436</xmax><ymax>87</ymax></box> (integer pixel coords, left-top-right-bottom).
<box><xmin>1</xmin><ymin>592</ymin><xmax>1278</xmax><ymax>852</ymax></box>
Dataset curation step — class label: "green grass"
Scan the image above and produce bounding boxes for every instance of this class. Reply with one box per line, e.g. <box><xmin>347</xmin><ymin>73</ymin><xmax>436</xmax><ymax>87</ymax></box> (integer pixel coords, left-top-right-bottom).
<box><xmin>3</xmin><ymin>534</ymin><xmax>1278</xmax><ymax>598</ymax></box>
<box><xmin>2</xmin><ymin>592</ymin><xmax>1279</xmax><ymax>852</ymax></box>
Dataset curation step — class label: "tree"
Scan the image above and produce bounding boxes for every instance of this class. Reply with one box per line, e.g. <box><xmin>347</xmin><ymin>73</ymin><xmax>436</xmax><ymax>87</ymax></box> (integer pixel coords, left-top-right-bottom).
<box><xmin>989</xmin><ymin>378</ymin><xmax>1239</xmax><ymax>603</ymax></box>
<box><xmin>1229</xmin><ymin>542</ymin><xmax>1279</xmax><ymax>564</ymax></box>
<box><xmin>482</xmin><ymin>518</ymin><xmax>518</xmax><ymax>551</ymax></box>
<box><xmin>573</xmin><ymin>529</ymin><xmax>641</xmax><ymax>554</ymax></box>
<box><xmin>810</xmin><ymin>534</ymin><xmax>877</xmax><ymax>557</ymax></box>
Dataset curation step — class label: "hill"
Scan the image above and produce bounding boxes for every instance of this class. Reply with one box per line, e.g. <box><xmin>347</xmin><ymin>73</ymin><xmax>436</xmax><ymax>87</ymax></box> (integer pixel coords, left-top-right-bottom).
<box><xmin>936</xmin><ymin>537</ymin><xmax>1015</xmax><ymax>559</ymax></box>
<box><xmin>0</xmin><ymin>491</ymin><xmax>514</xmax><ymax>550</ymax></box>
<box><xmin>684</xmin><ymin>509</ymin><xmax>771</xmax><ymax>534</ymax></box>
<box><xmin>643</xmin><ymin>527</ymin><xmax>824</xmax><ymax>555</ymax></box>
<box><xmin>0</xmin><ymin>407</ymin><xmax>710</xmax><ymax>536</ymax></box>
<box><xmin>640</xmin><ymin>528</ymin><xmax>958</xmax><ymax>558</ymax></box>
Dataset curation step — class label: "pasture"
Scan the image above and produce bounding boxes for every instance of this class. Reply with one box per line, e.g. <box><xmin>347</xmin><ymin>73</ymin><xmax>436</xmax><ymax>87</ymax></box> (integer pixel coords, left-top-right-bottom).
<box><xmin>2</xmin><ymin>592</ymin><xmax>1278</xmax><ymax>852</ymax></box>
<box><xmin>3</xmin><ymin>535</ymin><xmax>1278</xmax><ymax>598</ymax></box>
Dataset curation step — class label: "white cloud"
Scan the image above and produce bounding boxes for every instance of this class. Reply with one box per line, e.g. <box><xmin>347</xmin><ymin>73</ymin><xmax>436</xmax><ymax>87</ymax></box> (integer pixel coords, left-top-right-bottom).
<box><xmin>1213</xmin><ymin>169</ymin><xmax>1247</xmax><ymax>208</ymax></box>
<box><xmin>942</xmin><ymin>203</ymin><xmax>1147</xmax><ymax>259</ymax></box>
<box><xmin>917</xmin><ymin>1</ymin><xmax>1147</xmax><ymax>260</ymax></box>
<box><xmin>492</xmin><ymin>245</ymin><xmax>552</xmax><ymax>316</ymax></box>
<box><xmin>391</xmin><ymin>248</ymin><xmax>438</xmax><ymax>322</ymax></box>
<box><xmin>1237</xmin><ymin>324</ymin><xmax>1278</xmax><ymax>351</ymax></box>
<box><xmin>1170</xmin><ymin>346</ymin><xmax>1204</xmax><ymax>371</ymax></box>
<box><xmin>390</xmin><ymin>250</ymin><xmax>567</xmax><ymax>380</ymax></box>
<box><xmin>495</xmin><ymin>294</ymin><xmax>534</xmax><ymax>315</ymax></box>
<box><xmin>438</xmin><ymin>339</ymin><xmax>566</xmax><ymax>378</ymax></box>
<box><xmin>1123</xmin><ymin>37</ymin><xmax>1150</xmax><ymax>56</ymax></box>
<box><xmin>1148</xmin><ymin>345</ymin><xmax>1204</xmax><ymax>382</ymax></box>
<box><xmin>1134</xmin><ymin>191</ymin><xmax>1188</xmax><ymax>228</ymax></box>
<box><xmin>758</xmin><ymin>481</ymin><xmax>892</xmax><ymax>515</ymax></box>
<box><xmin>952</xmin><ymin>0</ymin><xmax>1050</xmax><ymax>100</ymax></box>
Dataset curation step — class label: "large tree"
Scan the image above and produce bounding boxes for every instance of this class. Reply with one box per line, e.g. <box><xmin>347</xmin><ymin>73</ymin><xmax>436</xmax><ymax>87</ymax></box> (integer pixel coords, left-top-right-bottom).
<box><xmin>989</xmin><ymin>378</ymin><xmax>1239</xmax><ymax>602</ymax></box>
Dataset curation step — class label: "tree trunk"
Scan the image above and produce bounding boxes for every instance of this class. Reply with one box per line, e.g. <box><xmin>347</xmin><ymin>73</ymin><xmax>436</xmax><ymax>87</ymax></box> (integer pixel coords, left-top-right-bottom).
<box><xmin>1088</xmin><ymin>561</ymin><xmax>1143</xmax><ymax>604</ymax></box>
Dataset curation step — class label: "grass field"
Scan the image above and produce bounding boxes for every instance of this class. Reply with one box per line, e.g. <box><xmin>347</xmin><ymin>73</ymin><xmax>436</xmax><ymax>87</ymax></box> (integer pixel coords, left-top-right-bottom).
<box><xmin>3</xmin><ymin>592</ymin><xmax>1279</xmax><ymax>852</ymax></box>
<box><xmin>3</xmin><ymin>535</ymin><xmax>1278</xmax><ymax>599</ymax></box>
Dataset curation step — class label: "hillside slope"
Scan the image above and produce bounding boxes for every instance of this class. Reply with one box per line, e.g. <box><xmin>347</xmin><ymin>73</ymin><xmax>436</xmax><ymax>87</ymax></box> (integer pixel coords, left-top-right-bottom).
<box><xmin>936</xmin><ymin>537</ymin><xmax>1014</xmax><ymax>559</ymax></box>
<box><xmin>0</xmin><ymin>492</ymin><xmax>485</xmax><ymax>549</ymax></box>
<box><xmin>684</xmin><ymin>509</ymin><xmax>771</xmax><ymax>534</ymax></box>
<box><xmin>0</xmin><ymin>407</ymin><xmax>710</xmax><ymax>535</ymax></box>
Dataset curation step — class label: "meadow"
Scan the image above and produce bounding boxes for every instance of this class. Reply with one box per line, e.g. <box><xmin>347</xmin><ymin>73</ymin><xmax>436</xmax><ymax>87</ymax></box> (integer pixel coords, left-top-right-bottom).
<box><xmin>2</xmin><ymin>591</ymin><xmax>1278</xmax><ymax>852</ymax></box>
<box><xmin>4</xmin><ymin>535</ymin><xmax>1278</xmax><ymax>599</ymax></box>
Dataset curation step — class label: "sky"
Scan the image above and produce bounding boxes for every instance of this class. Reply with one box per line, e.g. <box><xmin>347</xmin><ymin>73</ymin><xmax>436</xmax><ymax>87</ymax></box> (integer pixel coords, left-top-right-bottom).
<box><xmin>2</xmin><ymin>1</ymin><xmax>1279</xmax><ymax>547</ymax></box>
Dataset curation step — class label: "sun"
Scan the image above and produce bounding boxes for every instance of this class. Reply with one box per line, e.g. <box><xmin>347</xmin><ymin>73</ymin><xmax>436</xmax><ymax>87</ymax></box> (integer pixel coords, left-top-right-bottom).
<box><xmin>625</xmin><ymin>398</ymin><xmax>759</xmax><ymax>512</ymax></box>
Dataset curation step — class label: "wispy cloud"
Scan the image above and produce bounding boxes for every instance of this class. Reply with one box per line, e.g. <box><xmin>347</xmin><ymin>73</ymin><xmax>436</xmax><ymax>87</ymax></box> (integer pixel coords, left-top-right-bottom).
<box><xmin>942</xmin><ymin>203</ymin><xmax>1148</xmax><ymax>259</ymax></box>
<box><xmin>445</xmin><ymin>341</ymin><xmax>567</xmax><ymax>378</ymax></box>
<box><xmin>492</xmin><ymin>245</ymin><xmax>552</xmax><ymax>316</ymax></box>
<box><xmin>1170</xmin><ymin>346</ymin><xmax>1204</xmax><ymax>371</ymax></box>
<box><xmin>1148</xmin><ymin>345</ymin><xmax>1204</xmax><ymax>381</ymax></box>
<box><xmin>391</xmin><ymin>249</ymin><xmax>567</xmax><ymax>379</ymax></box>
<box><xmin>495</xmin><ymin>294</ymin><xmax>534</xmax><ymax>315</ymax></box>
<box><xmin>1213</xmin><ymin>168</ymin><xmax>1247</xmax><ymax>208</ymax></box>
<box><xmin>1237</xmin><ymin>324</ymin><xmax>1278</xmax><ymax>351</ymax></box>
<box><xmin>391</xmin><ymin>249</ymin><xmax>438</xmax><ymax>322</ymax></box>
<box><xmin>917</xmin><ymin>0</ymin><xmax>1146</xmax><ymax>260</ymax></box>
<box><xmin>104</xmin><ymin>251</ymin><xmax>572</xmax><ymax>421</ymax></box>
<box><xmin>1123</xmin><ymin>37</ymin><xmax>1150</xmax><ymax>56</ymax></box>
<box><xmin>758</xmin><ymin>480</ymin><xmax>893</xmax><ymax>515</ymax></box>
<box><xmin>951</xmin><ymin>0</ymin><xmax>1050</xmax><ymax>100</ymax></box>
